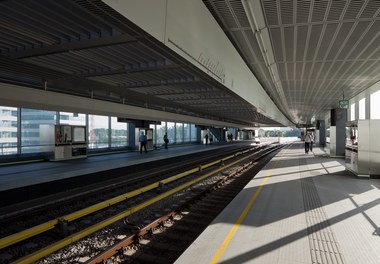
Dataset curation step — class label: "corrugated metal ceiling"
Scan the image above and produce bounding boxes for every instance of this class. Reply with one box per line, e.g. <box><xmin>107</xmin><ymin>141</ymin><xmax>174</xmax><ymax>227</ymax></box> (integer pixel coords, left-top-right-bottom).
<box><xmin>203</xmin><ymin>0</ymin><xmax>380</xmax><ymax>125</ymax></box>
<box><xmin>2</xmin><ymin>0</ymin><xmax>378</xmax><ymax>127</ymax></box>
<box><xmin>0</xmin><ymin>0</ymin><xmax>281</xmax><ymax>127</ymax></box>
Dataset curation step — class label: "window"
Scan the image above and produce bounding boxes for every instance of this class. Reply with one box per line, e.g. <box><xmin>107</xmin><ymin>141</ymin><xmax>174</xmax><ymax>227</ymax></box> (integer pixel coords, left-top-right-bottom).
<box><xmin>60</xmin><ymin>112</ymin><xmax>86</xmax><ymax>126</ymax></box>
<box><xmin>111</xmin><ymin>117</ymin><xmax>127</xmax><ymax>147</ymax></box>
<box><xmin>350</xmin><ymin>103</ymin><xmax>355</xmax><ymax>121</ymax></box>
<box><xmin>176</xmin><ymin>123</ymin><xmax>184</xmax><ymax>143</ymax></box>
<box><xmin>370</xmin><ymin>90</ymin><xmax>380</xmax><ymax>119</ymax></box>
<box><xmin>0</xmin><ymin>103</ymin><xmax>203</xmax><ymax>158</ymax></box>
<box><xmin>359</xmin><ymin>98</ymin><xmax>365</xmax><ymax>120</ymax></box>
<box><xmin>0</xmin><ymin>106</ymin><xmax>18</xmax><ymax>155</ymax></box>
<box><xmin>21</xmin><ymin>108</ymin><xmax>56</xmax><ymax>154</ymax></box>
<box><xmin>184</xmin><ymin>124</ymin><xmax>191</xmax><ymax>142</ymax></box>
<box><xmin>191</xmin><ymin>124</ymin><xmax>197</xmax><ymax>141</ymax></box>
<box><xmin>155</xmin><ymin>122</ymin><xmax>166</xmax><ymax>145</ymax></box>
<box><xmin>88</xmin><ymin>115</ymin><xmax>109</xmax><ymax>149</ymax></box>
<box><xmin>167</xmin><ymin>122</ymin><xmax>175</xmax><ymax>143</ymax></box>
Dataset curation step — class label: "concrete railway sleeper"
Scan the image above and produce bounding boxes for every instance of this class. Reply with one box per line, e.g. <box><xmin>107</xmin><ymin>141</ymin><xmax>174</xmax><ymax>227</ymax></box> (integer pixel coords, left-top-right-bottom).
<box><xmin>0</xmin><ymin>144</ymin><xmax>283</xmax><ymax>263</ymax></box>
<box><xmin>0</xmin><ymin>145</ymin><xmax>264</xmax><ymax>260</ymax></box>
<box><xmin>85</xmin><ymin>144</ymin><xmax>284</xmax><ymax>264</ymax></box>
<box><xmin>0</xmin><ymin>146</ymin><xmax>259</xmax><ymax>251</ymax></box>
<box><xmin>0</xmin><ymin>145</ymin><xmax>255</xmax><ymax>227</ymax></box>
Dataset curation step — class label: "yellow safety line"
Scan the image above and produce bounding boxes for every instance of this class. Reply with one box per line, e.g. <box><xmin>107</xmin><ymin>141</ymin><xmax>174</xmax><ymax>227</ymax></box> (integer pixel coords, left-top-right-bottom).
<box><xmin>210</xmin><ymin>151</ymin><xmax>284</xmax><ymax>264</ymax></box>
<box><xmin>13</xmin><ymin>151</ymin><xmax>253</xmax><ymax>264</ymax></box>
<box><xmin>0</xmin><ymin>153</ymin><xmax>237</xmax><ymax>250</ymax></box>
<box><xmin>13</xmin><ymin>148</ymin><xmax>258</xmax><ymax>264</ymax></box>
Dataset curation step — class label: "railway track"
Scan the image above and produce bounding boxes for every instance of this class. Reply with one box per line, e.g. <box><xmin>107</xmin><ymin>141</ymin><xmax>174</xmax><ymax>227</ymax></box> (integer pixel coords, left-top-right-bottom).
<box><xmin>0</xmin><ymin>143</ymin><xmax>283</xmax><ymax>263</ymax></box>
<box><xmin>0</xmin><ymin>144</ymin><xmax>252</xmax><ymax>222</ymax></box>
<box><xmin>0</xmin><ymin>145</ymin><xmax>253</xmax><ymax>237</ymax></box>
<box><xmin>86</xmin><ymin>144</ymin><xmax>283</xmax><ymax>264</ymax></box>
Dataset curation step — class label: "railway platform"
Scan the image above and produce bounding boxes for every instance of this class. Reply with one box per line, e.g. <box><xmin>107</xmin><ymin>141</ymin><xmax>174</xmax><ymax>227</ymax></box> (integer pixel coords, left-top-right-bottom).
<box><xmin>175</xmin><ymin>142</ymin><xmax>380</xmax><ymax>264</ymax></box>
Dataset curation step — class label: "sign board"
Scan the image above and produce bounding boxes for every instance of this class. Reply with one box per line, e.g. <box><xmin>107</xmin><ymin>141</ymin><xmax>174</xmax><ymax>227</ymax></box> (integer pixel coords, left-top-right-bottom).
<box><xmin>117</xmin><ymin>118</ymin><xmax>161</xmax><ymax>127</ymax></box>
<box><xmin>339</xmin><ymin>100</ymin><xmax>349</xmax><ymax>109</ymax></box>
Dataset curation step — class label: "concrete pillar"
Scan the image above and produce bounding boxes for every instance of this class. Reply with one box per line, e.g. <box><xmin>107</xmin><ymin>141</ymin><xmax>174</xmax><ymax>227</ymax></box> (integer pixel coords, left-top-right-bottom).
<box><xmin>317</xmin><ymin>120</ymin><xmax>325</xmax><ymax>147</ymax></box>
<box><xmin>219</xmin><ymin>128</ymin><xmax>227</xmax><ymax>141</ymax></box>
<box><xmin>128</xmin><ymin>123</ymin><xmax>136</xmax><ymax>150</ymax></box>
<box><xmin>196</xmin><ymin>126</ymin><xmax>202</xmax><ymax>143</ymax></box>
<box><xmin>330</xmin><ymin>108</ymin><xmax>347</xmax><ymax>157</ymax></box>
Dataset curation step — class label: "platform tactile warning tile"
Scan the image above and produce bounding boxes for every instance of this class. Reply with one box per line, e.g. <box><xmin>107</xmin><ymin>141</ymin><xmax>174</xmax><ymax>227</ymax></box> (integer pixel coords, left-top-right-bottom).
<box><xmin>301</xmin><ymin>171</ymin><xmax>345</xmax><ymax>264</ymax></box>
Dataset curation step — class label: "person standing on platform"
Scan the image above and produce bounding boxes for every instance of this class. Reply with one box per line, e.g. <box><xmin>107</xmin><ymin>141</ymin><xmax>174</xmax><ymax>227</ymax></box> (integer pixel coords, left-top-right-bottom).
<box><xmin>163</xmin><ymin>133</ymin><xmax>169</xmax><ymax>149</ymax></box>
<box><xmin>204</xmin><ymin>134</ymin><xmax>209</xmax><ymax>145</ymax></box>
<box><xmin>139</xmin><ymin>131</ymin><xmax>147</xmax><ymax>154</ymax></box>
<box><xmin>304</xmin><ymin>132</ymin><xmax>312</xmax><ymax>154</ymax></box>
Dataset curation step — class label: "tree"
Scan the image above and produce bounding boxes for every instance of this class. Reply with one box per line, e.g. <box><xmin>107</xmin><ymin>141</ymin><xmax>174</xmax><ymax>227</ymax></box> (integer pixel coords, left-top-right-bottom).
<box><xmin>260</xmin><ymin>128</ymin><xmax>301</xmax><ymax>137</ymax></box>
<box><xmin>283</xmin><ymin>128</ymin><xmax>301</xmax><ymax>137</ymax></box>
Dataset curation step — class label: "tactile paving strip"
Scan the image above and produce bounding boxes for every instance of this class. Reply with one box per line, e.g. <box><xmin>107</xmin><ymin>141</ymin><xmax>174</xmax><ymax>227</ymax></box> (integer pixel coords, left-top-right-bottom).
<box><xmin>301</xmin><ymin>173</ymin><xmax>345</xmax><ymax>264</ymax></box>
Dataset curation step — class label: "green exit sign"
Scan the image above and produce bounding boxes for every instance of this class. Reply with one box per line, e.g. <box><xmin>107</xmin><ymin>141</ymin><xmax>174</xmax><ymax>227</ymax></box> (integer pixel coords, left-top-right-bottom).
<box><xmin>339</xmin><ymin>100</ymin><xmax>349</xmax><ymax>109</ymax></box>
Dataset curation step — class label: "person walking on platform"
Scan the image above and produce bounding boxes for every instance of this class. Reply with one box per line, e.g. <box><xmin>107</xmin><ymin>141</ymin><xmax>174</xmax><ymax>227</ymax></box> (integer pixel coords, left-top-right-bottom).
<box><xmin>163</xmin><ymin>133</ymin><xmax>169</xmax><ymax>149</ymax></box>
<box><xmin>139</xmin><ymin>131</ymin><xmax>147</xmax><ymax>154</ymax></box>
<box><xmin>304</xmin><ymin>132</ymin><xmax>312</xmax><ymax>154</ymax></box>
<box><xmin>309</xmin><ymin>132</ymin><xmax>314</xmax><ymax>152</ymax></box>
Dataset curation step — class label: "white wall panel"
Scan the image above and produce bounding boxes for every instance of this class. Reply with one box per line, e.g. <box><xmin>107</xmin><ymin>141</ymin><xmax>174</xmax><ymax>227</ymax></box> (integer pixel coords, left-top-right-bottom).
<box><xmin>165</xmin><ymin>0</ymin><xmax>281</xmax><ymax>121</ymax></box>
<box><xmin>103</xmin><ymin>0</ymin><xmax>291</xmax><ymax>126</ymax></box>
<box><xmin>369</xmin><ymin>120</ymin><xmax>380</xmax><ymax>176</ymax></box>
<box><xmin>103</xmin><ymin>0</ymin><xmax>167</xmax><ymax>42</ymax></box>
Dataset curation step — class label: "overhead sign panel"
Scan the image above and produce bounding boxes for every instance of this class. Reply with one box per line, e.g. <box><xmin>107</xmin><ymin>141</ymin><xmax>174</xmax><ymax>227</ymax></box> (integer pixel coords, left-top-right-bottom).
<box><xmin>339</xmin><ymin>100</ymin><xmax>349</xmax><ymax>109</ymax></box>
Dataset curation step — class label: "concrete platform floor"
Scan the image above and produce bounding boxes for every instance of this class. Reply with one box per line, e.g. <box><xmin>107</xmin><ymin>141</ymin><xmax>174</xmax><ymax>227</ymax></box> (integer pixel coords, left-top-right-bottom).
<box><xmin>175</xmin><ymin>142</ymin><xmax>380</xmax><ymax>264</ymax></box>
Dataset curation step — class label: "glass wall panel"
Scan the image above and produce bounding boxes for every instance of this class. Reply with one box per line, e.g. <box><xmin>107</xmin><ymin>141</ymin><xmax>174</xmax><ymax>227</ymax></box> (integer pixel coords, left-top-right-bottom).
<box><xmin>88</xmin><ymin>115</ymin><xmax>109</xmax><ymax>149</ymax></box>
<box><xmin>370</xmin><ymin>90</ymin><xmax>380</xmax><ymax>119</ymax></box>
<box><xmin>167</xmin><ymin>122</ymin><xmax>175</xmax><ymax>143</ymax></box>
<box><xmin>0</xmin><ymin>104</ymin><xmax>203</xmax><ymax>158</ymax></box>
<box><xmin>156</xmin><ymin>122</ymin><xmax>166</xmax><ymax>146</ymax></box>
<box><xmin>21</xmin><ymin>108</ymin><xmax>57</xmax><ymax>154</ymax></box>
<box><xmin>149</xmin><ymin>124</ymin><xmax>156</xmax><ymax>145</ymax></box>
<box><xmin>359</xmin><ymin>98</ymin><xmax>365</xmax><ymax>120</ymax></box>
<box><xmin>176</xmin><ymin>123</ymin><xmax>184</xmax><ymax>143</ymax></box>
<box><xmin>60</xmin><ymin>112</ymin><xmax>86</xmax><ymax>126</ymax></box>
<box><xmin>111</xmin><ymin>117</ymin><xmax>128</xmax><ymax>147</ymax></box>
<box><xmin>184</xmin><ymin>123</ymin><xmax>190</xmax><ymax>142</ymax></box>
<box><xmin>0</xmin><ymin>106</ymin><xmax>18</xmax><ymax>155</ymax></box>
<box><xmin>191</xmin><ymin>124</ymin><xmax>197</xmax><ymax>141</ymax></box>
<box><xmin>350</xmin><ymin>103</ymin><xmax>355</xmax><ymax>121</ymax></box>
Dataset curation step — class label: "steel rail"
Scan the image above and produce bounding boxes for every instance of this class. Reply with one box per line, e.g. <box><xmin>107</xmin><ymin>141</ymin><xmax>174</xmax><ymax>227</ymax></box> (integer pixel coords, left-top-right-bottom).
<box><xmin>12</xmin><ymin>146</ymin><xmax>277</xmax><ymax>264</ymax></box>
<box><xmin>88</xmin><ymin>144</ymin><xmax>284</xmax><ymax>263</ymax></box>
<box><xmin>0</xmin><ymin>146</ymin><xmax>255</xmax><ymax>250</ymax></box>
